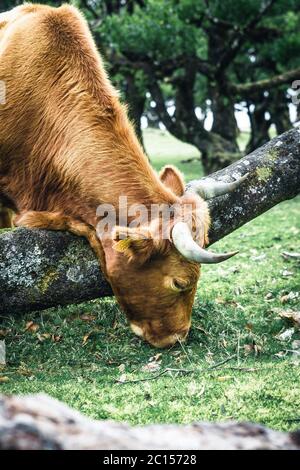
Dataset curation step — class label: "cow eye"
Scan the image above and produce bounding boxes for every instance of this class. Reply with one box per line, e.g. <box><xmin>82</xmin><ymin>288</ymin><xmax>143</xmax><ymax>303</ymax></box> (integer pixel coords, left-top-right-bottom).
<box><xmin>171</xmin><ymin>279</ymin><xmax>189</xmax><ymax>292</ymax></box>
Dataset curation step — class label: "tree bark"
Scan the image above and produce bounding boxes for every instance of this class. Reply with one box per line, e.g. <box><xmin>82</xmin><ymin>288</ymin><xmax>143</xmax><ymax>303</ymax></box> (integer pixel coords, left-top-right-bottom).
<box><xmin>0</xmin><ymin>128</ymin><xmax>299</xmax><ymax>315</ymax></box>
<box><xmin>245</xmin><ymin>94</ymin><xmax>271</xmax><ymax>154</ymax></box>
<box><xmin>0</xmin><ymin>393</ymin><xmax>299</xmax><ymax>450</ymax></box>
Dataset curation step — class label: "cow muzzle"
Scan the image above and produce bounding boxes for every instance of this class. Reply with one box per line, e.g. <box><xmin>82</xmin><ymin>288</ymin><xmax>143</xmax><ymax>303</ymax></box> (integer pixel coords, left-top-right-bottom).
<box><xmin>130</xmin><ymin>322</ymin><xmax>190</xmax><ymax>348</ymax></box>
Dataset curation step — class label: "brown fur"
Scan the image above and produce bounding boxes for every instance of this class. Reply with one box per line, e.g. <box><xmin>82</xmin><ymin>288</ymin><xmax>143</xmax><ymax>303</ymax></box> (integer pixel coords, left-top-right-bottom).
<box><xmin>0</xmin><ymin>4</ymin><xmax>210</xmax><ymax>347</ymax></box>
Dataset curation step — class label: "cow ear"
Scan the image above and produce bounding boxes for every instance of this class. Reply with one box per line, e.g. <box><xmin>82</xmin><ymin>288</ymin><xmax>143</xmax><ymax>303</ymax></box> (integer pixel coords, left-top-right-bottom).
<box><xmin>159</xmin><ymin>165</ymin><xmax>185</xmax><ymax>196</ymax></box>
<box><xmin>112</xmin><ymin>226</ymin><xmax>156</xmax><ymax>264</ymax></box>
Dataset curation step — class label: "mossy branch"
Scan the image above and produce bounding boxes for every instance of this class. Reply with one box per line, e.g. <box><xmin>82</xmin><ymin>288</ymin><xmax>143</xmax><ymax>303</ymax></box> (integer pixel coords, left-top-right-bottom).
<box><xmin>0</xmin><ymin>128</ymin><xmax>299</xmax><ymax>315</ymax></box>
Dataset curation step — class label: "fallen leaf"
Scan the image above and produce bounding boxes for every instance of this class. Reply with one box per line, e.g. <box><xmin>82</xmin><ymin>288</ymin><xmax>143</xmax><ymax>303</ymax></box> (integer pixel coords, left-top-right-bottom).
<box><xmin>282</xmin><ymin>251</ymin><xmax>300</xmax><ymax>260</ymax></box>
<box><xmin>275</xmin><ymin>328</ymin><xmax>295</xmax><ymax>342</ymax></box>
<box><xmin>117</xmin><ymin>374</ymin><xmax>127</xmax><ymax>383</ymax></box>
<box><xmin>244</xmin><ymin>343</ymin><xmax>262</xmax><ymax>355</ymax></box>
<box><xmin>280</xmin><ymin>292</ymin><xmax>299</xmax><ymax>303</ymax></box>
<box><xmin>52</xmin><ymin>334</ymin><xmax>62</xmax><ymax>343</ymax></box>
<box><xmin>281</xmin><ymin>270</ymin><xmax>293</xmax><ymax>277</ymax></box>
<box><xmin>142</xmin><ymin>362</ymin><xmax>161</xmax><ymax>373</ymax></box>
<box><xmin>25</xmin><ymin>321</ymin><xmax>39</xmax><ymax>333</ymax></box>
<box><xmin>0</xmin><ymin>329</ymin><xmax>10</xmax><ymax>338</ymax></box>
<box><xmin>274</xmin><ymin>351</ymin><xmax>286</xmax><ymax>358</ymax></box>
<box><xmin>82</xmin><ymin>333</ymin><xmax>90</xmax><ymax>345</ymax></box>
<box><xmin>292</xmin><ymin>340</ymin><xmax>300</xmax><ymax>350</ymax></box>
<box><xmin>217</xmin><ymin>376</ymin><xmax>232</xmax><ymax>382</ymax></box>
<box><xmin>149</xmin><ymin>353</ymin><xmax>162</xmax><ymax>363</ymax></box>
<box><xmin>264</xmin><ymin>293</ymin><xmax>274</xmax><ymax>301</ymax></box>
<box><xmin>0</xmin><ymin>376</ymin><xmax>9</xmax><ymax>383</ymax></box>
<box><xmin>251</xmin><ymin>253</ymin><xmax>266</xmax><ymax>261</ymax></box>
<box><xmin>80</xmin><ymin>314</ymin><xmax>96</xmax><ymax>322</ymax></box>
<box><xmin>278</xmin><ymin>310</ymin><xmax>300</xmax><ymax>327</ymax></box>
<box><xmin>37</xmin><ymin>333</ymin><xmax>51</xmax><ymax>343</ymax></box>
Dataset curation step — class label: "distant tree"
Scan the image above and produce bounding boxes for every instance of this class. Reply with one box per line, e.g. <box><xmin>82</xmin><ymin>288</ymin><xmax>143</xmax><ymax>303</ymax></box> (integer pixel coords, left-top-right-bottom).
<box><xmin>81</xmin><ymin>0</ymin><xmax>300</xmax><ymax>173</ymax></box>
<box><xmin>2</xmin><ymin>1</ymin><xmax>300</xmax><ymax>172</ymax></box>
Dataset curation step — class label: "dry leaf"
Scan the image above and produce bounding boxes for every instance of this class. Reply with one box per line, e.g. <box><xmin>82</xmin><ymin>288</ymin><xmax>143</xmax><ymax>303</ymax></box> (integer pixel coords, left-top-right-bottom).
<box><xmin>52</xmin><ymin>334</ymin><xmax>62</xmax><ymax>343</ymax></box>
<box><xmin>82</xmin><ymin>334</ymin><xmax>90</xmax><ymax>345</ymax></box>
<box><xmin>275</xmin><ymin>328</ymin><xmax>295</xmax><ymax>342</ymax></box>
<box><xmin>264</xmin><ymin>293</ymin><xmax>274</xmax><ymax>301</ymax></box>
<box><xmin>244</xmin><ymin>344</ymin><xmax>253</xmax><ymax>354</ymax></box>
<box><xmin>244</xmin><ymin>343</ymin><xmax>262</xmax><ymax>355</ymax></box>
<box><xmin>251</xmin><ymin>253</ymin><xmax>266</xmax><ymax>261</ymax></box>
<box><xmin>0</xmin><ymin>329</ymin><xmax>10</xmax><ymax>338</ymax></box>
<box><xmin>274</xmin><ymin>351</ymin><xmax>286</xmax><ymax>358</ymax></box>
<box><xmin>80</xmin><ymin>314</ymin><xmax>96</xmax><ymax>322</ymax></box>
<box><xmin>0</xmin><ymin>376</ymin><xmax>9</xmax><ymax>383</ymax></box>
<box><xmin>149</xmin><ymin>353</ymin><xmax>162</xmax><ymax>363</ymax></box>
<box><xmin>280</xmin><ymin>292</ymin><xmax>299</xmax><ymax>303</ymax></box>
<box><xmin>37</xmin><ymin>333</ymin><xmax>51</xmax><ymax>343</ymax></box>
<box><xmin>25</xmin><ymin>321</ymin><xmax>39</xmax><ymax>333</ymax></box>
<box><xmin>282</xmin><ymin>251</ymin><xmax>300</xmax><ymax>260</ymax></box>
<box><xmin>117</xmin><ymin>374</ymin><xmax>127</xmax><ymax>383</ymax></box>
<box><xmin>142</xmin><ymin>362</ymin><xmax>161</xmax><ymax>373</ymax></box>
<box><xmin>217</xmin><ymin>376</ymin><xmax>232</xmax><ymax>382</ymax></box>
<box><xmin>292</xmin><ymin>340</ymin><xmax>300</xmax><ymax>350</ymax></box>
<box><xmin>281</xmin><ymin>270</ymin><xmax>293</xmax><ymax>277</ymax></box>
<box><xmin>278</xmin><ymin>310</ymin><xmax>300</xmax><ymax>327</ymax></box>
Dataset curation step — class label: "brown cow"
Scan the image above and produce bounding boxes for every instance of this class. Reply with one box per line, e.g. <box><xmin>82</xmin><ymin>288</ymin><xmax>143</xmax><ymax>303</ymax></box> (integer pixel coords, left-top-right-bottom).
<box><xmin>0</xmin><ymin>4</ymin><xmax>244</xmax><ymax>347</ymax></box>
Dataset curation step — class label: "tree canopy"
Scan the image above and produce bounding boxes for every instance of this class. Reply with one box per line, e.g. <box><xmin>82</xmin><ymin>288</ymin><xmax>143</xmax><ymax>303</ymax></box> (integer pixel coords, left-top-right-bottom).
<box><xmin>2</xmin><ymin>0</ymin><xmax>300</xmax><ymax>172</ymax></box>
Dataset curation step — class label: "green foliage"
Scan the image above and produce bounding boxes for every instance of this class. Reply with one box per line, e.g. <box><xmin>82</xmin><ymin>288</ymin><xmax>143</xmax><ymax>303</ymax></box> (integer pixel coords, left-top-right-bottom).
<box><xmin>98</xmin><ymin>0</ymin><xmax>202</xmax><ymax>61</ymax></box>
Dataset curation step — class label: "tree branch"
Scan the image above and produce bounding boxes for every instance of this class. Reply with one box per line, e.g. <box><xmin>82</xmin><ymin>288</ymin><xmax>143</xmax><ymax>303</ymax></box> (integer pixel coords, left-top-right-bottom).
<box><xmin>0</xmin><ymin>128</ymin><xmax>299</xmax><ymax>315</ymax></box>
<box><xmin>216</xmin><ymin>0</ymin><xmax>276</xmax><ymax>72</ymax></box>
<box><xmin>230</xmin><ymin>67</ymin><xmax>300</xmax><ymax>97</ymax></box>
<box><xmin>0</xmin><ymin>394</ymin><xmax>299</xmax><ymax>449</ymax></box>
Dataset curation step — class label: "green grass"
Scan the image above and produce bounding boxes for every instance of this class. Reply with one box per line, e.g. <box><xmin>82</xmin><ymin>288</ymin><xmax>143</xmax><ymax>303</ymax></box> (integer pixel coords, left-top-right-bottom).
<box><xmin>1</xmin><ymin>129</ymin><xmax>300</xmax><ymax>431</ymax></box>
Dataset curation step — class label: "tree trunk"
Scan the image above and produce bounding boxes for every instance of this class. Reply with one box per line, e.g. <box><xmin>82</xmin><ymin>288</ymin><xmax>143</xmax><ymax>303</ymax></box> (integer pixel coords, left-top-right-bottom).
<box><xmin>0</xmin><ymin>128</ymin><xmax>299</xmax><ymax>315</ymax></box>
<box><xmin>270</xmin><ymin>89</ymin><xmax>291</xmax><ymax>135</ymax></box>
<box><xmin>0</xmin><ymin>393</ymin><xmax>299</xmax><ymax>450</ymax></box>
<box><xmin>245</xmin><ymin>94</ymin><xmax>271</xmax><ymax>154</ymax></box>
<box><xmin>210</xmin><ymin>85</ymin><xmax>239</xmax><ymax>144</ymax></box>
<box><xmin>198</xmin><ymin>131</ymin><xmax>241</xmax><ymax>175</ymax></box>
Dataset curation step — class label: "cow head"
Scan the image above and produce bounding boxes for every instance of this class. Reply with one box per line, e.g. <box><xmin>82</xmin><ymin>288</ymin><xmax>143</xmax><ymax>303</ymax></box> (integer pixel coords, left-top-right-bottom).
<box><xmin>103</xmin><ymin>167</ymin><xmax>247</xmax><ymax>348</ymax></box>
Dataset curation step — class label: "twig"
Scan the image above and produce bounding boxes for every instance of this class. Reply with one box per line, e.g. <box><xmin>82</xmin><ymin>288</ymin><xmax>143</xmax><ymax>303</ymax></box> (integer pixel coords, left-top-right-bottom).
<box><xmin>117</xmin><ymin>354</ymin><xmax>236</xmax><ymax>384</ymax></box>
<box><xmin>237</xmin><ymin>330</ymin><xmax>241</xmax><ymax>367</ymax></box>
<box><xmin>223</xmin><ymin>367</ymin><xmax>259</xmax><ymax>372</ymax></box>
<box><xmin>177</xmin><ymin>336</ymin><xmax>193</xmax><ymax>366</ymax></box>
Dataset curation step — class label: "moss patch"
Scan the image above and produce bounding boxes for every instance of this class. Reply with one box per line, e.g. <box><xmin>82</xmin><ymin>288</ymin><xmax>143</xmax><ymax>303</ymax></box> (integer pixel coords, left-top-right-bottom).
<box><xmin>256</xmin><ymin>166</ymin><xmax>273</xmax><ymax>182</ymax></box>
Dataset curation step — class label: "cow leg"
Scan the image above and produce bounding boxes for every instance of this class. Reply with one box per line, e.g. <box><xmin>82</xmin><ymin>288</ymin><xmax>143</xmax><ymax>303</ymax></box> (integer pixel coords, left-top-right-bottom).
<box><xmin>14</xmin><ymin>211</ymin><xmax>107</xmax><ymax>274</ymax></box>
<box><xmin>0</xmin><ymin>200</ymin><xmax>13</xmax><ymax>228</ymax></box>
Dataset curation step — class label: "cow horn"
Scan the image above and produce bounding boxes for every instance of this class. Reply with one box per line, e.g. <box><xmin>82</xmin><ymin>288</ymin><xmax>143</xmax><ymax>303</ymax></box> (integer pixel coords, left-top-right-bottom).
<box><xmin>186</xmin><ymin>173</ymin><xmax>248</xmax><ymax>200</ymax></box>
<box><xmin>172</xmin><ymin>222</ymin><xmax>238</xmax><ymax>264</ymax></box>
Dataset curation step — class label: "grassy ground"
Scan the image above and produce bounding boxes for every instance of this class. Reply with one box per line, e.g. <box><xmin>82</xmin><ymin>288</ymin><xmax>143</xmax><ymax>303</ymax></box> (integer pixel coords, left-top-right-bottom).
<box><xmin>1</xmin><ymin>129</ymin><xmax>300</xmax><ymax>431</ymax></box>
